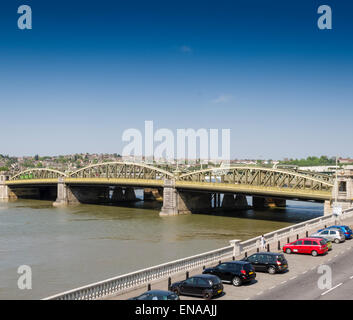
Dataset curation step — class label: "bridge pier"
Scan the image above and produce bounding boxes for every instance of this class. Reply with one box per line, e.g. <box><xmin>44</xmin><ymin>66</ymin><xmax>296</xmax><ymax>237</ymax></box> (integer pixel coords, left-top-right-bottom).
<box><xmin>124</xmin><ymin>188</ymin><xmax>137</xmax><ymax>201</ymax></box>
<box><xmin>160</xmin><ymin>180</ymin><xmax>212</xmax><ymax>216</ymax></box>
<box><xmin>53</xmin><ymin>178</ymin><xmax>80</xmax><ymax>207</ymax></box>
<box><xmin>0</xmin><ymin>175</ymin><xmax>9</xmax><ymax>200</ymax></box>
<box><xmin>111</xmin><ymin>187</ymin><xmax>124</xmax><ymax>202</ymax></box>
<box><xmin>160</xmin><ymin>180</ymin><xmax>178</xmax><ymax>216</ymax></box>
<box><xmin>221</xmin><ymin>194</ymin><xmax>249</xmax><ymax>210</ymax></box>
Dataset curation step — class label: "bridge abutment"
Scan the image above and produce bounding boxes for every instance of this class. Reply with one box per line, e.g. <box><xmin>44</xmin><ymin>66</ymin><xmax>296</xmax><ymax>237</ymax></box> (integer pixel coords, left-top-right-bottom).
<box><xmin>325</xmin><ymin>166</ymin><xmax>353</xmax><ymax>215</ymax></box>
<box><xmin>0</xmin><ymin>175</ymin><xmax>9</xmax><ymax>200</ymax></box>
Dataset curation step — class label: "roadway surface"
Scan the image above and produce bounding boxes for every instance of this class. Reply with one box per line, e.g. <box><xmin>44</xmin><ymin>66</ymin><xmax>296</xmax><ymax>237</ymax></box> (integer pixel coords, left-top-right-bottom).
<box><xmin>254</xmin><ymin>240</ymin><xmax>353</xmax><ymax>300</ymax></box>
<box><xmin>109</xmin><ymin>222</ymin><xmax>353</xmax><ymax>300</ymax></box>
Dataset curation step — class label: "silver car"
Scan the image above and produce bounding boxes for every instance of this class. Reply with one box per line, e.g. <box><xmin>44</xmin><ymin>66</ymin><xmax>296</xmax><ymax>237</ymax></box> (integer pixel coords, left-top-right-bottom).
<box><xmin>311</xmin><ymin>228</ymin><xmax>345</xmax><ymax>244</ymax></box>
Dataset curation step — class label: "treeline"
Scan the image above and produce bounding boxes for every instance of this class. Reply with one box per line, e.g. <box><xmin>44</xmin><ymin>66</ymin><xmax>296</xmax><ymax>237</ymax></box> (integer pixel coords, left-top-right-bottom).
<box><xmin>279</xmin><ymin>156</ymin><xmax>336</xmax><ymax>167</ymax></box>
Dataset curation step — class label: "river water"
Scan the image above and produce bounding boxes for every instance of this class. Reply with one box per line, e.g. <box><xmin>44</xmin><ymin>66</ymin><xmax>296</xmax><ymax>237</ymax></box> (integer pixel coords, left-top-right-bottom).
<box><xmin>0</xmin><ymin>195</ymin><xmax>323</xmax><ymax>299</ymax></box>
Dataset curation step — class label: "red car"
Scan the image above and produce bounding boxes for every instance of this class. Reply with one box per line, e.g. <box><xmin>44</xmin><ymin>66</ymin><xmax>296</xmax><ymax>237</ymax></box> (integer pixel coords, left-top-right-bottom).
<box><xmin>283</xmin><ymin>237</ymin><xmax>328</xmax><ymax>256</ymax></box>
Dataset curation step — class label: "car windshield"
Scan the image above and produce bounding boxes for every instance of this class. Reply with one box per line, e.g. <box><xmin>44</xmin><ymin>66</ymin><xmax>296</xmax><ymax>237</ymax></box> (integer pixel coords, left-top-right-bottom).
<box><xmin>276</xmin><ymin>255</ymin><xmax>286</xmax><ymax>262</ymax></box>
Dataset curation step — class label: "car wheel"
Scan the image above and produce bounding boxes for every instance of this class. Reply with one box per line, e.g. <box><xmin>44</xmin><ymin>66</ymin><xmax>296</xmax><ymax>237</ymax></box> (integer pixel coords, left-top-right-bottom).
<box><xmin>202</xmin><ymin>291</ymin><xmax>212</xmax><ymax>300</ymax></box>
<box><xmin>311</xmin><ymin>250</ymin><xmax>318</xmax><ymax>257</ymax></box>
<box><xmin>268</xmin><ymin>266</ymin><xmax>276</xmax><ymax>274</ymax></box>
<box><xmin>232</xmin><ymin>276</ymin><xmax>242</xmax><ymax>286</ymax></box>
<box><xmin>172</xmin><ymin>288</ymin><xmax>180</xmax><ymax>296</ymax></box>
<box><xmin>286</xmin><ymin>248</ymin><xmax>292</xmax><ymax>254</ymax></box>
<box><xmin>334</xmin><ymin>238</ymin><xmax>340</xmax><ymax>244</ymax></box>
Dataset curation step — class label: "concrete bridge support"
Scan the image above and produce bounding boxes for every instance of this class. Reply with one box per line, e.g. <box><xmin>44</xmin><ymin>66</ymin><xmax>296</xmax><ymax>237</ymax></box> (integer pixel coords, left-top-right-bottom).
<box><xmin>253</xmin><ymin>197</ymin><xmax>267</xmax><ymax>209</ymax></box>
<box><xmin>221</xmin><ymin>194</ymin><xmax>249</xmax><ymax>210</ymax></box>
<box><xmin>325</xmin><ymin>166</ymin><xmax>353</xmax><ymax>215</ymax></box>
<box><xmin>234</xmin><ymin>194</ymin><xmax>249</xmax><ymax>209</ymax></box>
<box><xmin>53</xmin><ymin>178</ymin><xmax>80</xmax><ymax>207</ymax></box>
<box><xmin>111</xmin><ymin>187</ymin><xmax>124</xmax><ymax>202</ymax></box>
<box><xmin>177</xmin><ymin>191</ymin><xmax>212</xmax><ymax>214</ymax></box>
<box><xmin>160</xmin><ymin>180</ymin><xmax>178</xmax><ymax>216</ymax></box>
<box><xmin>0</xmin><ymin>175</ymin><xmax>9</xmax><ymax>200</ymax></box>
<box><xmin>124</xmin><ymin>188</ymin><xmax>137</xmax><ymax>201</ymax></box>
<box><xmin>160</xmin><ymin>179</ymin><xmax>212</xmax><ymax>216</ymax></box>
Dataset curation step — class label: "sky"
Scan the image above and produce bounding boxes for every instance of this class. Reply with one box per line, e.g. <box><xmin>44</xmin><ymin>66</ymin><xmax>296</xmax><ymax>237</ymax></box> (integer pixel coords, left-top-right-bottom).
<box><xmin>0</xmin><ymin>0</ymin><xmax>352</xmax><ymax>159</ymax></box>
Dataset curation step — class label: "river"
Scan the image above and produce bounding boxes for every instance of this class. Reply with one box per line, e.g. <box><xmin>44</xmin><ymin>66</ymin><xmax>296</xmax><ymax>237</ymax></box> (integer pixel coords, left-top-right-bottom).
<box><xmin>0</xmin><ymin>194</ymin><xmax>323</xmax><ymax>299</ymax></box>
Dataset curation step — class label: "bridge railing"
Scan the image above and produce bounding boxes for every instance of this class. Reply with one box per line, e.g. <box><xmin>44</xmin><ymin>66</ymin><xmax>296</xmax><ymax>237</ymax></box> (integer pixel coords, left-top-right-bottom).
<box><xmin>240</xmin><ymin>214</ymin><xmax>336</xmax><ymax>253</ymax></box>
<box><xmin>42</xmin><ymin>245</ymin><xmax>234</xmax><ymax>300</ymax></box>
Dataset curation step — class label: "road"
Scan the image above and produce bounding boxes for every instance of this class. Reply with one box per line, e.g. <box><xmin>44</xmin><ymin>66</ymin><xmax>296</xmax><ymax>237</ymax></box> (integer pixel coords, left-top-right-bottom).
<box><xmin>254</xmin><ymin>240</ymin><xmax>353</xmax><ymax>300</ymax></box>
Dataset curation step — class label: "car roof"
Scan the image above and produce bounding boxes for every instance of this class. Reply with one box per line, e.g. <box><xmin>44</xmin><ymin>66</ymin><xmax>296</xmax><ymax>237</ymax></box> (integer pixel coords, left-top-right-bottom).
<box><xmin>222</xmin><ymin>260</ymin><xmax>251</xmax><ymax>264</ymax></box>
<box><xmin>252</xmin><ymin>252</ymin><xmax>282</xmax><ymax>256</ymax></box>
<box><xmin>144</xmin><ymin>290</ymin><xmax>174</xmax><ymax>295</ymax></box>
<box><xmin>297</xmin><ymin>237</ymin><xmax>323</xmax><ymax>241</ymax></box>
<box><xmin>193</xmin><ymin>274</ymin><xmax>219</xmax><ymax>279</ymax></box>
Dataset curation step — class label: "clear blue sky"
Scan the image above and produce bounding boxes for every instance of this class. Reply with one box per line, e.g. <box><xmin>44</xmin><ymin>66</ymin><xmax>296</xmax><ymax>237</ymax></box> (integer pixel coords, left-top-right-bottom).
<box><xmin>0</xmin><ymin>0</ymin><xmax>352</xmax><ymax>159</ymax></box>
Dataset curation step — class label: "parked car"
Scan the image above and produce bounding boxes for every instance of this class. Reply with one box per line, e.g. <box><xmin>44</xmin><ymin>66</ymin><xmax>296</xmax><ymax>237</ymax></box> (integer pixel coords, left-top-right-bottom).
<box><xmin>129</xmin><ymin>290</ymin><xmax>179</xmax><ymax>300</ymax></box>
<box><xmin>310</xmin><ymin>236</ymin><xmax>332</xmax><ymax>251</ymax></box>
<box><xmin>170</xmin><ymin>274</ymin><xmax>223</xmax><ymax>300</ymax></box>
<box><xmin>318</xmin><ymin>225</ymin><xmax>352</xmax><ymax>240</ymax></box>
<box><xmin>203</xmin><ymin>261</ymin><xmax>256</xmax><ymax>286</ymax></box>
<box><xmin>283</xmin><ymin>237</ymin><xmax>328</xmax><ymax>256</ymax></box>
<box><xmin>311</xmin><ymin>228</ymin><xmax>345</xmax><ymax>244</ymax></box>
<box><xmin>241</xmin><ymin>252</ymin><xmax>288</xmax><ymax>274</ymax></box>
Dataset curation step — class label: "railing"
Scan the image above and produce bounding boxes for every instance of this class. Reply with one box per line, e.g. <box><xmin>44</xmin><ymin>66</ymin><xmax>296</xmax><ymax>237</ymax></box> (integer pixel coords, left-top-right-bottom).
<box><xmin>42</xmin><ymin>245</ymin><xmax>234</xmax><ymax>300</ymax></box>
<box><xmin>44</xmin><ymin>207</ymin><xmax>353</xmax><ymax>300</ymax></box>
<box><xmin>240</xmin><ymin>213</ymin><xmax>336</xmax><ymax>253</ymax></box>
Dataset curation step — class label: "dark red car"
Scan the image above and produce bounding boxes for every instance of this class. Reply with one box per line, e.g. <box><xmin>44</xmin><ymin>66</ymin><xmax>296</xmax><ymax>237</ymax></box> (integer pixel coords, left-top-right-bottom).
<box><xmin>283</xmin><ymin>237</ymin><xmax>328</xmax><ymax>256</ymax></box>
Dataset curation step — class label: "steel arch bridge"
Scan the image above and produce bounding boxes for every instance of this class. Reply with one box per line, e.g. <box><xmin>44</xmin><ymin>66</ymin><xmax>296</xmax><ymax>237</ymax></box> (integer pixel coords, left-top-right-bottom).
<box><xmin>175</xmin><ymin>166</ymin><xmax>334</xmax><ymax>201</ymax></box>
<box><xmin>5</xmin><ymin>163</ymin><xmax>334</xmax><ymax>200</ymax></box>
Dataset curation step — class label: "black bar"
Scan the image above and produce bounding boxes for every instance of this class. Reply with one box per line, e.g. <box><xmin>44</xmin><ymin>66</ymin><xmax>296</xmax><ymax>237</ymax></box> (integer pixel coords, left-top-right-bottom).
<box><xmin>267</xmin><ymin>244</ymin><xmax>270</xmax><ymax>252</ymax></box>
<box><xmin>278</xmin><ymin>240</ymin><xmax>280</xmax><ymax>250</ymax></box>
<box><xmin>232</xmin><ymin>256</ymin><xmax>235</xmax><ymax>260</ymax></box>
<box><xmin>257</xmin><ymin>247</ymin><xmax>259</xmax><ymax>252</ymax></box>
<box><xmin>245</xmin><ymin>252</ymin><xmax>248</xmax><ymax>257</ymax></box>
<box><xmin>203</xmin><ymin>265</ymin><xmax>205</xmax><ymax>270</ymax></box>
<box><xmin>186</xmin><ymin>271</ymin><xmax>189</xmax><ymax>279</ymax></box>
<box><xmin>296</xmin><ymin>234</ymin><xmax>299</xmax><ymax>240</ymax></box>
<box><xmin>306</xmin><ymin>231</ymin><xmax>308</xmax><ymax>237</ymax></box>
<box><xmin>287</xmin><ymin>237</ymin><xmax>290</xmax><ymax>243</ymax></box>
<box><xmin>168</xmin><ymin>277</ymin><xmax>171</xmax><ymax>291</ymax></box>
<box><xmin>147</xmin><ymin>283</ymin><xmax>151</xmax><ymax>291</ymax></box>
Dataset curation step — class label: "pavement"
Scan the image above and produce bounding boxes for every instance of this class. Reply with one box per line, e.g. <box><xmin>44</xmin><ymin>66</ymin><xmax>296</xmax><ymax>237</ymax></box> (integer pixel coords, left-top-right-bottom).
<box><xmin>107</xmin><ymin>218</ymin><xmax>353</xmax><ymax>300</ymax></box>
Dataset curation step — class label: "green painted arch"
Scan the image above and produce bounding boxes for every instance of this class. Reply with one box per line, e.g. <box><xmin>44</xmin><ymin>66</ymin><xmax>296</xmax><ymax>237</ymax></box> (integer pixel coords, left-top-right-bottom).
<box><xmin>10</xmin><ymin>168</ymin><xmax>67</xmax><ymax>180</ymax></box>
<box><xmin>68</xmin><ymin>161</ymin><xmax>174</xmax><ymax>179</ymax></box>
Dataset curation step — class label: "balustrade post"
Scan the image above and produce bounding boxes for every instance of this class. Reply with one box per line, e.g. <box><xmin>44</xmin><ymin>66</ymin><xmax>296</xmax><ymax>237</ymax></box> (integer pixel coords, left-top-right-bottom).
<box><xmin>229</xmin><ymin>239</ymin><xmax>241</xmax><ymax>257</ymax></box>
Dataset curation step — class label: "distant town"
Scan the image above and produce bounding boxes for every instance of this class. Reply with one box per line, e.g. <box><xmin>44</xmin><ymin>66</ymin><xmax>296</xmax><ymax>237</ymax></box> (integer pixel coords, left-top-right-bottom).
<box><xmin>0</xmin><ymin>154</ymin><xmax>352</xmax><ymax>175</ymax></box>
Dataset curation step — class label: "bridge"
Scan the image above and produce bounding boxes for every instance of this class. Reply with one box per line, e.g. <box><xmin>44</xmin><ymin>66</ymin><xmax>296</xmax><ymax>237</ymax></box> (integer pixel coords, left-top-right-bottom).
<box><xmin>0</xmin><ymin>161</ymin><xmax>350</xmax><ymax>216</ymax></box>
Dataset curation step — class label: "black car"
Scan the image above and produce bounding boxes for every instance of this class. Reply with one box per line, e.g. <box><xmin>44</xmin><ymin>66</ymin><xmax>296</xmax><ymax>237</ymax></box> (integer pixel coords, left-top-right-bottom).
<box><xmin>202</xmin><ymin>261</ymin><xmax>256</xmax><ymax>286</ymax></box>
<box><xmin>170</xmin><ymin>274</ymin><xmax>223</xmax><ymax>300</ymax></box>
<box><xmin>242</xmin><ymin>252</ymin><xmax>288</xmax><ymax>274</ymax></box>
<box><xmin>129</xmin><ymin>290</ymin><xmax>179</xmax><ymax>300</ymax></box>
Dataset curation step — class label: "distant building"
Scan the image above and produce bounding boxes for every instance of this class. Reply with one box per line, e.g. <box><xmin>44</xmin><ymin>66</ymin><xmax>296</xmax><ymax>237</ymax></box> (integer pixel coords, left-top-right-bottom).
<box><xmin>338</xmin><ymin>158</ymin><xmax>353</xmax><ymax>164</ymax></box>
